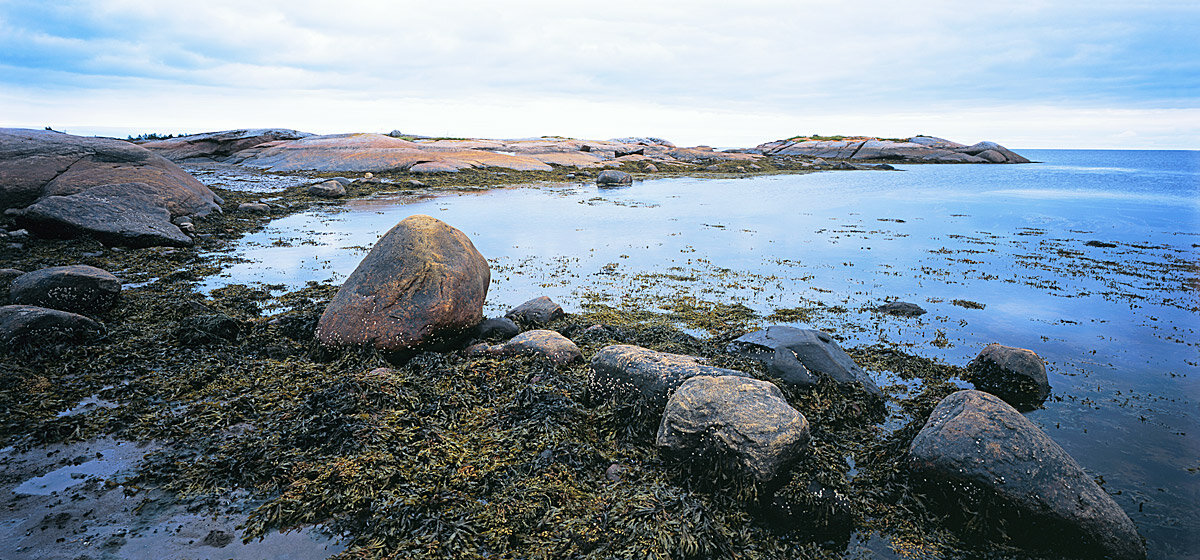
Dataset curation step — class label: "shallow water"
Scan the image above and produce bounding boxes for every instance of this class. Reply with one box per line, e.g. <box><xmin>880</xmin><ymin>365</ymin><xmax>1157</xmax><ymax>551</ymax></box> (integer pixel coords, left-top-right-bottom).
<box><xmin>202</xmin><ymin>149</ymin><xmax>1199</xmax><ymax>559</ymax></box>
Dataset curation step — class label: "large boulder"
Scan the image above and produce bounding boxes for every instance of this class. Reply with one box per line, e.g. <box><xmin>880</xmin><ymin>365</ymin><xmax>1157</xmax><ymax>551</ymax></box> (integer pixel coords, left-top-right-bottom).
<box><xmin>139</xmin><ymin>129</ymin><xmax>312</xmax><ymax>161</ymax></box>
<box><xmin>909</xmin><ymin>390</ymin><xmax>1144</xmax><ymax>559</ymax></box>
<box><xmin>590</xmin><ymin>344</ymin><xmax>749</xmax><ymax>406</ymax></box>
<box><xmin>596</xmin><ymin>169</ymin><xmax>633</xmax><ymax>185</ymax></box>
<box><xmin>505</xmin><ymin>296</ymin><xmax>564</xmax><ymax>326</ymax></box>
<box><xmin>315</xmin><ymin>215</ymin><xmax>490</xmax><ymax>354</ymax></box>
<box><xmin>0</xmin><ymin>128</ymin><xmax>220</xmax><ymax>247</ymax></box>
<box><xmin>8</xmin><ymin>265</ymin><xmax>121</xmax><ymax>314</ymax></box>
<box><xmin>965</xmin><ymin>343</ymin><xmax>1051</xmax><ymax>409</ymax></box>
<box><xmin>657</xmin><ymin>375</ymin><xmax>810</xmax><ymax>482</ymax></box>
<box><xmin>0</xmin><ymin>305</ymin><xmax>103</xmax><ymax>349</ymax></box>
<box><xmin>728</xmin><ymin>326</ymin><xmax>882</xmax><ymax>399</ymax></box>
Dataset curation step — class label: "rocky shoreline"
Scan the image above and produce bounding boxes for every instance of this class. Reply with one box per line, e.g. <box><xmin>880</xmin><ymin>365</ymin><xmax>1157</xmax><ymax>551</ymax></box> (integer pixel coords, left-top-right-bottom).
<box><xmin>0</xmin><ymin>128</ymin><xmax>1149</xmax><ymax>560</ymax></box>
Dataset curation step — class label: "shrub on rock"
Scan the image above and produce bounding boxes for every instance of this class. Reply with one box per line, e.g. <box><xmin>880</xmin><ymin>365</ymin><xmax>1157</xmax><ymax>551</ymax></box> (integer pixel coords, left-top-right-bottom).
<box><xmin>909</xmin><ymin>390</ymin><xmax>1144</xmax><ymax>559</ymax></box>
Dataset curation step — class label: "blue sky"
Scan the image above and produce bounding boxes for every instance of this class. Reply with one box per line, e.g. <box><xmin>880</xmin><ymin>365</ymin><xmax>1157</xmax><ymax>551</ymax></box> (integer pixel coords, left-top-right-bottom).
<box><xmin>1</xmin><ymin>0</ymin><xmax>1197</xmax><ymax>148</ymax></box>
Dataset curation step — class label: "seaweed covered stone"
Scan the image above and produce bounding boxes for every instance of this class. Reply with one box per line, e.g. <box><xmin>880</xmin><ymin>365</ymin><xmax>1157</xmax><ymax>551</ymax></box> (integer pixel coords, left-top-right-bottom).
<box><xmin>590</xmin><ymin>344</ymin><xmax>750</xmax><ymax>407</ymax></box>
<box><xmin>966</xmin><ymin>343</ymin><xmax>1050</xmax><ymax>410</ymax></box>
<box><xmin>657</xmin><ymin>375</ymin><xmax>810</xmax><ymax>483</ymax></box>
<box><xmin>505</xmin><ymin>296</ymin><xmax>565</xmax><ymax>326</ymax></box>
<box><xmin>9</xmin><ymin>265</ymin><xmax>121</xmax><ymax>315</ymax></box>
<box><xmin>908</xmin><ymin>390</ymin><xmax>1144</xmax><ymax>560</ymax></box>
<box><xmin>316</xmin><ymin>214</ymin><xmax>490</xmax><ymax>355</ymax></box>
<box><xmin>0</xmin><ymin>305</ymin><xmax>103</xmax><ymax>349</ymax></box>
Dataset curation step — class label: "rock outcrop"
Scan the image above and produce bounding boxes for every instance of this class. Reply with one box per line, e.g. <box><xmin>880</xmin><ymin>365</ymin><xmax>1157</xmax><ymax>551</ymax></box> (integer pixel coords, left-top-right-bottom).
<box><xmin>590</xmin><ymin>344</ymin><xmax>750</xmax><ymax>406</ymax></box>
<box><xmin>140</xmin><ymin>129</ymin><xmax>312</xmax><ymax>162</ymax></box>
<box><xmin>315</xmin><ymin>215</ymin><xmax>490</xmax><ymax>355</ymax></box>
<box><xmin>8</xmin><ymin>265</ymin><xmax>121</xmax><ymax>315</ymax></box>
<box><xmin>909</xmin><ymin>390</ymin><xmax>1144</xmax><ymax>559</ymax></box>
<box><xmin>966</xmin><ymin>343</ymin><xmax>1051</xmax><ymax>409</ymax></box>
<box><xmin>657</xmin><ymin>375</ymin><xmax>810</xmax><ymax>483</ymax></box>
<box><xmin>0</xmin><ymin>305</ymin><xmax>103</xmax><ymax>349</ymax></box>
<box><xmin>728</xmin><ymin>326</ymin><xmax>882</xmax><ymax>399</ymax></box>
<box><xmin>755</xmin><ymin>135</ymin><xmax>1029</xmax><ymax>164</ymax></box>
<box><xmin>1</xmin><ymin>128</ymin><xmax>221</xmax><ymax>247</ymax></box>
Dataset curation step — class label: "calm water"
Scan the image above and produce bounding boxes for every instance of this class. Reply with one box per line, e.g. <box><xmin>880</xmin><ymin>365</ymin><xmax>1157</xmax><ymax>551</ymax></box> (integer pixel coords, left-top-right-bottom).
<box><xmin>202</xmin><ymin>150</ymin><xmax>1199</xmax><ymax>559</ymax></box>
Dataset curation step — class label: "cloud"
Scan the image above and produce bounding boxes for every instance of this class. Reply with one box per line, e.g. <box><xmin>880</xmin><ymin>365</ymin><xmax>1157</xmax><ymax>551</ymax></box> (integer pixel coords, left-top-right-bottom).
<box><xmin>0</xmin><ymin>0</ymin><xmax>1196</xmax><ymax>147</ymax></box>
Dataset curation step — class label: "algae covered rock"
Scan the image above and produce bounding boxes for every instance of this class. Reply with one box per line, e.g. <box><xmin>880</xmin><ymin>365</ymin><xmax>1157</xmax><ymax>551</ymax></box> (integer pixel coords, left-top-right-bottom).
<box><xmin>657</xmin><ymin>375</ymin><xmax>810</xmax><ymax>483</ymax></box>
<box><xmin>505</xmin><ymin>296</ymin><xmax>564</xmax><ymax>326</ymax></box>
<box><xmin>0</xmin><ymin>305</ymin><xmax>103</xmax><ymax>349</ymax></box>
<box><xmin>316</xmin><ymin>214</ymin><xmax>490</xmax><ymax>355</ymax></box>
<box><xmin>966</xmin><ymin>343</ymin><xmax>1050</xmax><ymax>410</ymax></box>
<box><xmin>590</xmin><ymin>344</ymin><xmax>749</xmax><ymax>406</ymax></box>
<box><xmin>909</xmin><ymin>390</ymin><xmax>1144</xmax><ymax>559</ymax></box>
<box><xmin>9</xmin><ymin>265</ymin><xmax>121</xmax><ymax>315</ymax></box>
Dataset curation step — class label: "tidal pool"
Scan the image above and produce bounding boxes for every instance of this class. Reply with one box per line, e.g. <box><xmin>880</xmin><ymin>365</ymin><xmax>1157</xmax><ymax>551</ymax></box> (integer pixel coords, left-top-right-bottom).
<box><xmin>202</xmin><ymin>149</ymin><xmax>1199</xmax><ymax>559</ymax></box>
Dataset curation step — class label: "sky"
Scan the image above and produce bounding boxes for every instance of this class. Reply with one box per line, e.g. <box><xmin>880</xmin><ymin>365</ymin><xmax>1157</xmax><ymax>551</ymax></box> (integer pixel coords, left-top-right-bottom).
<box><xmin>1</xmin><ymin>0</ymin><xmax>1197</xmax><ymax>149</ymax></box>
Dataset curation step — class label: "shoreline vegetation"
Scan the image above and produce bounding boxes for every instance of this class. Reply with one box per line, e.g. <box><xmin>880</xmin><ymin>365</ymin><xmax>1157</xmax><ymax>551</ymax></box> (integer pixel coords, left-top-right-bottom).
<box><xmin>0</xmin><ymin>128</ymin><xmax>1149</xmax><ymax>559</ymax></box>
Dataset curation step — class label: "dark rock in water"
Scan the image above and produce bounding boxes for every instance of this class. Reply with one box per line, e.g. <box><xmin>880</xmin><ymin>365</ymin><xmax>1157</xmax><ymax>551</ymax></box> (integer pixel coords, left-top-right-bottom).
<box><xmin>17</xmin><ymin>182</ymin><xmax>196</xmax><ymax>247</ymax></box>
<box><xmin>0</xmin><ymin>268</ymin><xmax>24</xmax><ymax>300</ymax></box>
<box><xmin>238</xmin><ymin>202</ymin><xmax>271</xmax><ymax>214</ymax></box>
<box><xmin>307</xmin><ymin>180</ymin><xmax>346</xmax><ymax>198</ymax></box>
<box><xmin>768</xmin><ymin>347</ymin><xmax>819</xmax><ymax>388</ymax></box>
<box><xmin>473</xmin><ymin>317</ymin><xmax>519</xmax><ymax>341</ymax></box>
<box><xmin>909</xmin><ymin>390</ymin><xmax>1144</xmax><ymax>559</ymax></box>
<box><xmin>176</xmin><ymin>314</ymin><xmax>241</xmax><ymax>345</ymax></box>
<box><xmin>316</xmin><ymin>214</ymin><xmax>490</xmax><ymax>355</ymax></box>
<box><xmin>596</xmin><ymin>169</ymin><xmax>633</xmax><ymax>185</ymax></box>
<box><xmin>728</xmin><ymin>326</ymin><xmax>882</xmax><ymax>399</ymax></box>
<box><xmin>505</xmin><ymin>296</ymin><xmax>564</xmax><ymax>326</ymax></box>
<box><xmin>876</xmin><ymin>301</ymin><xmax>926</xmax><ymax>317</ymax></box>
<box><xmin>1086</xmin><ymin>240</ymin><xmax>1117</xmax><ymax>248</ymax></box>
<box><xmin>590</xmin><ymin>344</ymin><xmax>749</xmax><ymax>406</ymax></box>
<box><xmin>0</xmin><ymin>305</ymin><xmax>103</xmax><ymax>348</ymax></box>
<box><xmin>0</xmin><ymin>128</ymin><xmax>221</xmax><ymax>247</ymax></box>
<box><xmin>874</xmin><ymin>163</ymin><xmax>895</xmax><ymax>170</ymax></box>
<box><xmin>9</xmin><ymin>265</ymin><xmax>121</xmax><ymax>314</ymax></box>
<box><xmin>495</xmin><ymin>329</ymin><xmax>581</xmax><ymax>364</ymax></box>
<box><xmin>657</xmin><ymin>375</ymin><xmax>810</xmax><ymax>483</ymax></box>
<box><xmin>966</xmin><ymin>343</ymin><xmax>1050</xmax><ymax>409</ymax></box>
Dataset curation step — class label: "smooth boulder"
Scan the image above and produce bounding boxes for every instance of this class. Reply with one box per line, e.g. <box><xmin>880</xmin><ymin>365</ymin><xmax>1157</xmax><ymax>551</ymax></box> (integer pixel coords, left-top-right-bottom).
<box><xmin>590</xmin><ymin>344</ymin><xmax>749</xmax><ymax>406</ymax></box>
<box><xmin>596</xmin><ymin>169</ymin><xmax>633</xmax><ymax>185</ymax></box>
<box><xmin>658</xmin><ymin>375</ymin><xmax>810</xmax><ymax>482</ymax></box>
<box><xmin>315</xmin><ymin>215</ymin><xmax>490</xmax><ymax>354</ymax></box>
<box><xmin>728</xmin><ymin>326</ymin><xmax>882</xmax><ymax>399</ymax></box>
<box><xmin>9</xmin><ymin>265</ymin><xmax>121</xmax><ymax>314</ymax></box>
<box><xmin>495</xmin><ymin>329</ymin><xmax>581</xmax><ymax>364</ymax></box>
<box><xmin>505</xmin><ymin>296</ymin><xmax>564</xmax><ymax>326</ymax></box>
<box><xmin>307</xmin><ymin>180</ymin><xmax>346</xmax><ymax>198</ymax></box>
<box><xmin>472</xmin><ymin>317</ymin><xmax>520</xmax><ymax>341</ymax></box>
<box><xmin>0</xmin><ymin>305</ymin><xmax>103</xmax><ymax>349</ymax></box>
<box><xmin>966</xmin><ymin>343</ymin><xmax>1050</xmax><ymax>409</ymax></box>
<box><xmin>909</xmin><ymin>390</ymin><xmax>1144</xmax><ymax>559</ymax></box>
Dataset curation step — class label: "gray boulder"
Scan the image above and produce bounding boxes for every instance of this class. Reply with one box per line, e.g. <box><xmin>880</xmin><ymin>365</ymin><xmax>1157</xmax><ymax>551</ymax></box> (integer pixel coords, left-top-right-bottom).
<box><xmin>909</xmin><ymin>390</ymin><xmax>1144</xmax><ymax>559</ymax></box>
<box><xmin>657</xmin><ymin>375</ymin><xmax>810</xmax><ymax>482</ymax></box>
<box><xmin>9</xmin><ymin>265</ymin><xmax>121</xmax><ymax>314</ymax></box>
<box><xmin>505</xmin><ymin>296</ymin><xmax>564</xmax><ymax>326</ymax></box>
<box><xmin>728</xmin><ymin>326</ymin><xmax>882</xmax><ymax>399</ymax></box>
<box><xmin>307</xmin><ymin>180</ymin><xmax>346</xmax><ymax>198</ymax></box>
<box><xmin>768</xmin><ymin>347</ymin><xmax>819</xmax><ymax>388</ymax></box>
<box><xmin>0</xmin><ymin>128</ymin><xmax>220</xmax><ymax>247</ymax></box>
<box><xmin>966</xmin><ymin>343</ymin><xmax>1050</xmax><ymax>409</ymax></box>
<box><xmin>495</xmin><ymin>329</ymin><xmax>581</xmax><ymax>364</ymax></box>
<box><xmin>473</xmin><ymin>317</ymin><xmax>519</xmax><ymax>341</ymax></box>
<box><xmin>955</xmin><ymin>141</ymin><xmax>1031</xmax><ymax>164</ymax></box>
<box><xmin>315</xmin><ymin>214</ymin><xmax>490</xmax><ymax>355</ymax></box>
<box><xmin>0</xmin><ymin>305</ymin><xmax>103</xmax><ymax>349</ymax></box>
<box><xmin>596</xmin><ymin>170</ymin><xmax>633</xmax><ymax>185</ymax></box>
<box><xmin>590</xmin><ymin>344</ymin><xmax>749</xmax><ymax>406</ymax></box>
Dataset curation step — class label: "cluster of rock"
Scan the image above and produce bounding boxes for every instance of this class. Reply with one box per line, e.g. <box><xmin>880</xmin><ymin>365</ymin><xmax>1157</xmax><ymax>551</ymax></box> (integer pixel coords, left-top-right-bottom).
<box><xmin>1</xmin><ymin>128</ymin><xmax>222</xmax><ymax>247</ymax></box>
<box><xmin>0</xmin><ymin>265</ymin><xmax>118</xmax><ymax>348</ymax></box>
<box><xmin>142</xmin><ymin>130</ymin><xmax>760</xmax><ymax>174</ymax></box>
<box><xmin>753</xmin><ymin>136</ymin><xmax>1031</xmax><ymax>164</ymax></box>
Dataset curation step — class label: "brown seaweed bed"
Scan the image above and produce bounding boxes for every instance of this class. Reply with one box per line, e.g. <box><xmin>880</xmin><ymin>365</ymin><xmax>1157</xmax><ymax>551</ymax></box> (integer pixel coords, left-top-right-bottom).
<box><xmin>0</xmin><ymin>159</ymin><xmax>1193</xmax><ymax>559</ymax></box>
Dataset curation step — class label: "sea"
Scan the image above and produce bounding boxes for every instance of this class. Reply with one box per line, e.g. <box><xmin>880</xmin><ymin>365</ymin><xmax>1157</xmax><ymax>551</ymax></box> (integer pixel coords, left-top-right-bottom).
<box><xmin>199</xmin><ymin>149</ymin><xmax>1199</xmax><ymax>559</ymax></box>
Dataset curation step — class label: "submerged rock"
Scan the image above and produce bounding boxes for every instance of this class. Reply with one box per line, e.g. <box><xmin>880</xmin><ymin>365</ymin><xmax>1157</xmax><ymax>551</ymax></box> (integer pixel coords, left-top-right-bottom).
<box><xmin>316</xmin><ymin>214</ymin><xmax>490</xmax><ymax>355</ymax></box>
<box><xmin>966</xmin><ymin>343</ymin><xmax>1050</xmax><ymax>409</ymax></box>
<box><xmin>505</xmin><ymin>296</ymin><xmax>564</xmax><ymax>326</ymax></box>
<box><xmin>9</xmin><ymin>265</ymin><xmax>121</xmax><ymax>315</ymax></box>
<box><xmin>590</xmin><ymin>344</ymin><xmax>749</xmax><ymax>406</ymax></box>
<box><xmin>657</xmin><ymin>375</ymin><xmax>810</xmax><ymax>483</ymax></box>
<box><xmin>728</xmin><ymin>326</ymin><xmax>882</xmax><ymax>399</ymax></box>
<box><xmin>876</xmin><ymin>301</ymin><xmax>926</xmax><ymax>317</ymax></box>
<box><xmin>0</xmin><ymin>305</ymin><xmax>103</xmax><ymax>349</ymax></box>
<box><xmin>909</xmin><ymin>390</ymin><xmax>1144</xmax><ymax>559</ymax></box>
<box><xmin>596</xmin><ymin>170</ymin><xmax>633</xmax><ymax>185</ymax></box>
